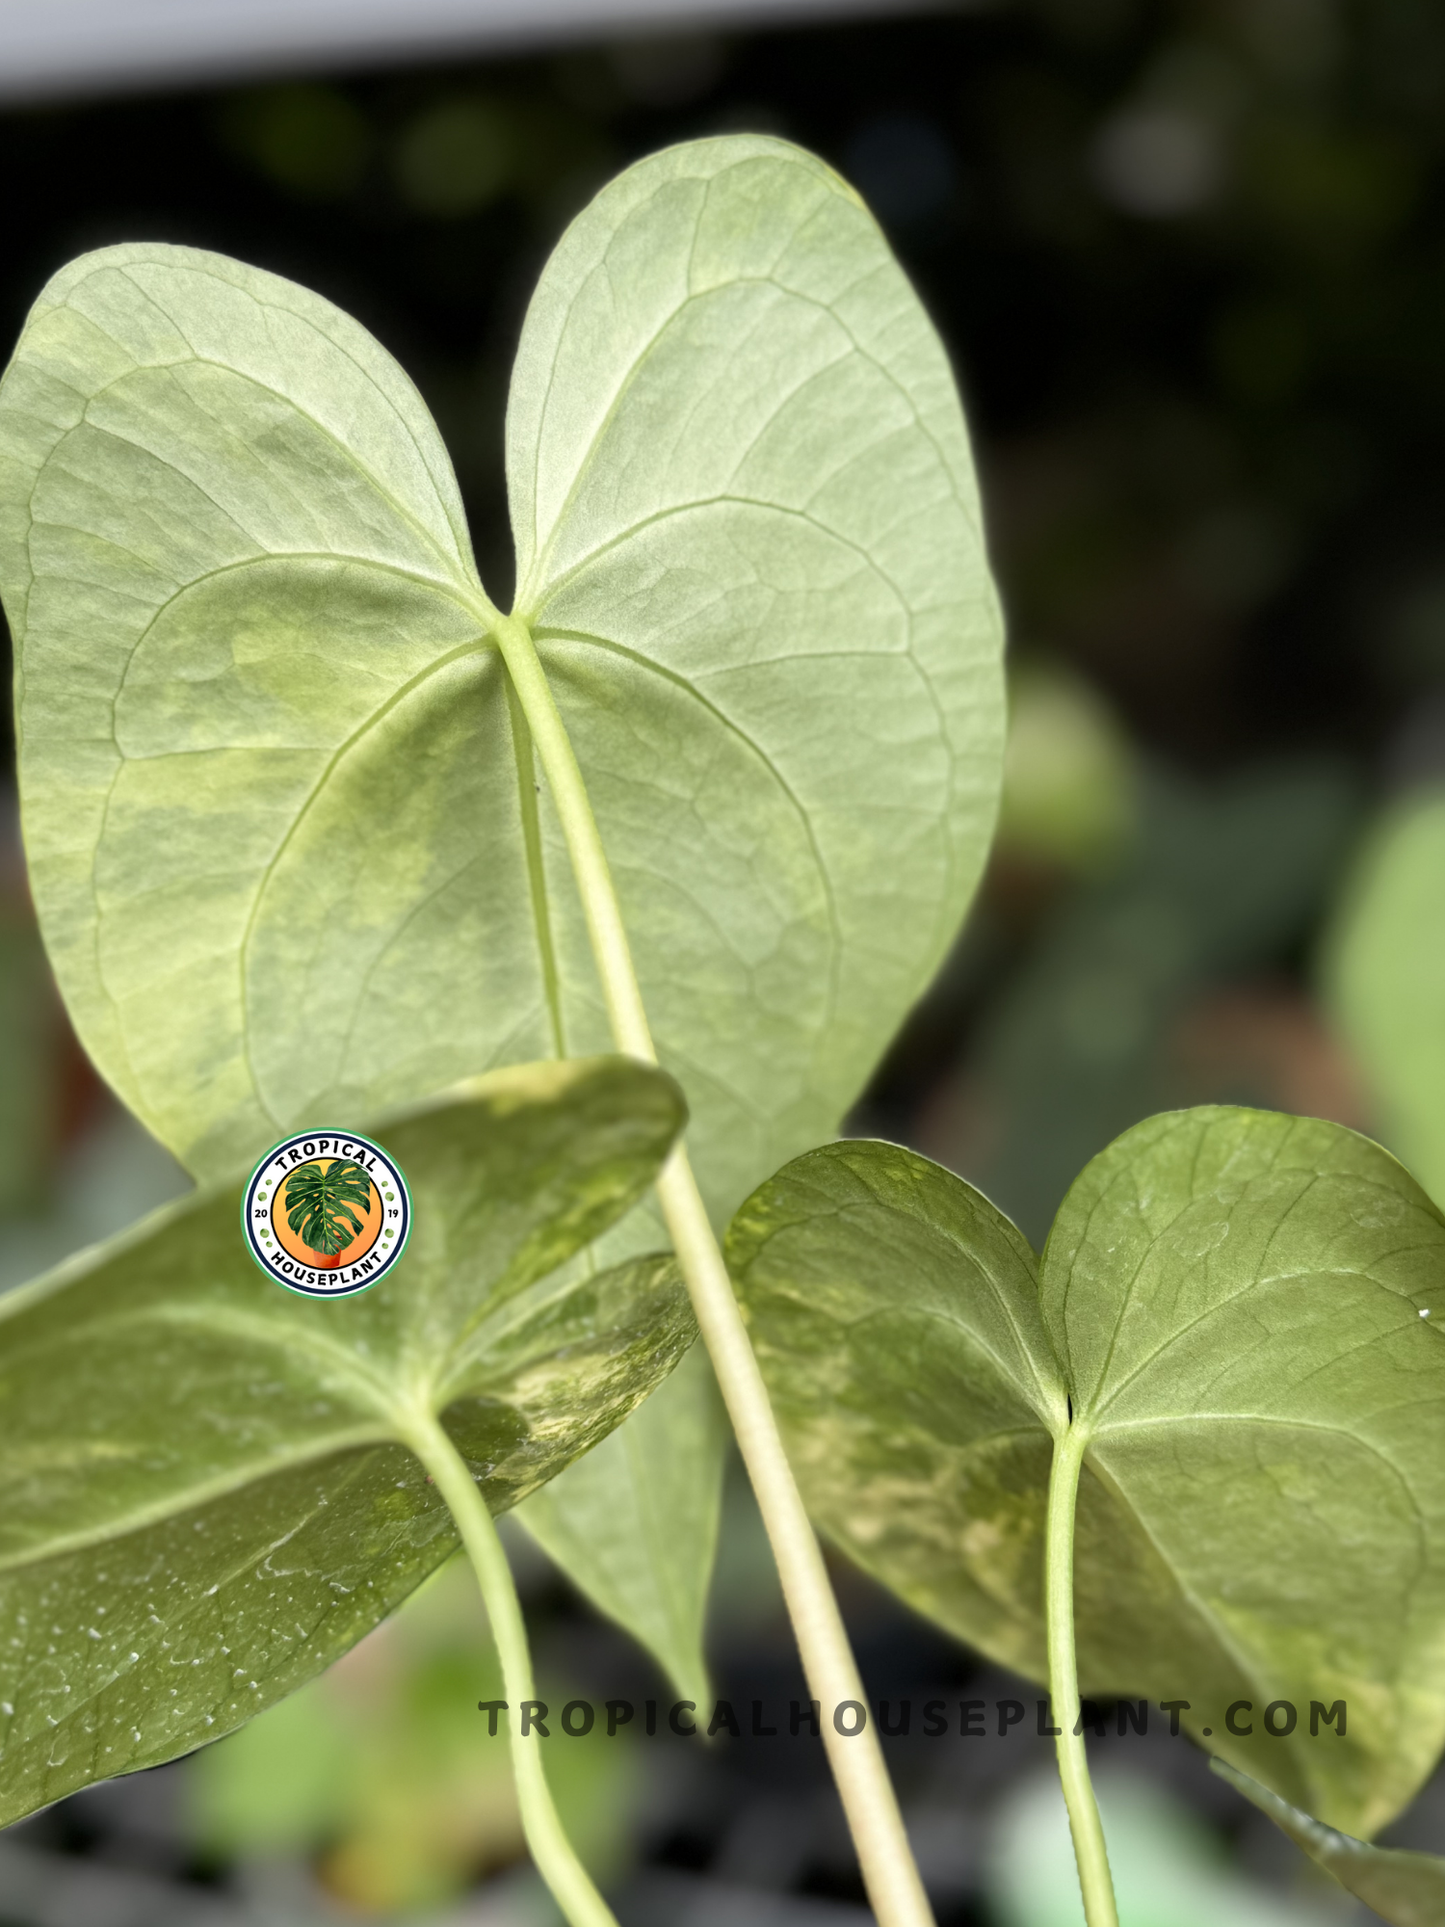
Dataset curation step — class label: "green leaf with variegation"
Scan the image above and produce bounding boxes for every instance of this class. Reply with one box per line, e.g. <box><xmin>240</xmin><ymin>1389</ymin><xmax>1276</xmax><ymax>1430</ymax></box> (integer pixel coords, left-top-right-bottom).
<box><xmin>1215</xmin><ymin>1762</ymin><xmax>1445</xmax><ymax>1927</ymax></box>
<box><xmin>514</xmin><ymin>1343</ymin><xmax>725</xmax><ymax>1708</ymax></box>
<box><xmin>0</xmin><ymin>1055</ymin><xmax>692</xmax><ymax>1826</ymax></box>
<box><xmin>728</xmin><ymin>1106</ymin><xmax>1445</xmax><ymax>1837</ymax></box>
<box><xmin>0</xmin><ymin>134</ymin><xmax>1004</xmax><ymax>1674</ymax></box>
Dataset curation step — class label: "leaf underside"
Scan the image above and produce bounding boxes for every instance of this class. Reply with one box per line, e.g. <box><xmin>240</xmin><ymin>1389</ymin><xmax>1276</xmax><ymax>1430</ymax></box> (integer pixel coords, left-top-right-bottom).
<box><xmin>514</xmin><ymin>1342</ymin><xmax>725</xmax><ymax>1709</ymax></box>
<box><xmin>0</xmin><ymin>135</ymin><xmax>1004</xmax><ymax>1676</ymax></box>
<box><xmin>0</xmin><ymin>1056</ymin><xmax>693</xmax><ymax>1825</ymax></box>
<box><xmin>1215</xmin><ymin>1762</ymin><xmax>1445</xmax><ymax>1927</ymax></box>
<box><xmin>727</xmin><ymin>1105</ymin><xmax>1445</xmax><ymax>1838</ymax></box>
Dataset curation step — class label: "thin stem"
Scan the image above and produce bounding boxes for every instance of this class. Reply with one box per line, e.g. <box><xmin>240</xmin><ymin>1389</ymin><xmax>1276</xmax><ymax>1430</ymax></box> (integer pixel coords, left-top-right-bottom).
<box><xmin>404</xmin><ymin>1410</ymin><xmax>620</xmax><ymax>1927</ymax></box>
<box><xmin>489</xmin><ymin>610</ymin><xmax>936</xmax><ymax>1927</ymax></box>
<box><xmin>1045</xmin><ymin>1423</ymin><xmax>1119</xmax><ymax>1927</ymax></box>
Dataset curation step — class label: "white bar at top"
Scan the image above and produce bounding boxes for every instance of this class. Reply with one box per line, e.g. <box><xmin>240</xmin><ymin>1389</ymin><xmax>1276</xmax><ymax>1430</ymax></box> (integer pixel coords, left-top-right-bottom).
<box><xmin>0</xmin><ymin>0</ymin><xmax>941</xmax><ymax>101</ymax></box>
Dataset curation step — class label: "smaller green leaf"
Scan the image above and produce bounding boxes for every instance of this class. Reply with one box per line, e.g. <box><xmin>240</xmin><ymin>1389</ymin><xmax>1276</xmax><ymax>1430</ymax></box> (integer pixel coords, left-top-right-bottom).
<box><xmin>0</xmin><ymin>1055</ymin><xmax>693</xmax><ymax>1825</ymax></box>
<box><xmin>1215</xmin><ymin>1761</ymin><xmax>1445</xmax><ymax>1927</ymax></box>
<box><xmin>728</xmin><ymin>1109</ymin><xmax>1445</xmax><ymax>1838</ymax></box>
<box><xmin>726</xmin><ymin>1137</ymin><xmax>1064</xmax><ymax>1678</ymax></box>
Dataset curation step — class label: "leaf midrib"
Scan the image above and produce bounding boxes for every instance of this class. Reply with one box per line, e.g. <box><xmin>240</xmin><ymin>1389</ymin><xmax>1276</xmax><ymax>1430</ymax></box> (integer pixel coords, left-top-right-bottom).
<box><xmin>1079</xmin><ymin>1247</ymin><xmax>1443</xmax><ymax>1429</ymax></box>
<box><xmin>1091</xmin><ymin>1407</ymin><xmax>1430</xmax><ymax>1581</ymax></box>
<box><xmin>529</xmin><ymin>490</ymin><xmax>915</xmax><ymax>621</ymax></box>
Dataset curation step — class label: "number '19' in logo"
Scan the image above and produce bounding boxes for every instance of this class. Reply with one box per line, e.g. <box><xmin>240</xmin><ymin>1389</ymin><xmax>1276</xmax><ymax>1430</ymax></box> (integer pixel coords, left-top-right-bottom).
<box><xmin>242</xmin><ymin>1130</ymin><xmax>411</xmax><ymax>1297</ymax></box>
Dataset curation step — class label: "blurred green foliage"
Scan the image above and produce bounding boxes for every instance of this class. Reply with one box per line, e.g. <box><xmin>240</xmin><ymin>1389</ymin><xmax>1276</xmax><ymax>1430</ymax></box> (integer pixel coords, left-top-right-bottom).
<box><xmin>188</xmin><ymin>1556</ymin><xmax>641</xmax><ymax>1916</ymax></box>
<box><xmin>392</xmin><ymin>98</ymin><xmax>515</xmax><ymax>215</ymax></box>
<box><xmin>985</xmin><ymin>1770</ymin><xmax>1345</xmax><ymax>1927</ymax></box>
<box><xmin>1325</xmin><ymin>788</ymin><xmax>1445</xmax><ymax>1207</ymax></box>
<box><xmin>997</xmin><ymin>662</ymin><xmax>1139</xmax><ymax>876</ymax></box>
<box><xmin>914</xmin><ymin>704</ymin><xmax>1359</xmax><ymax>1243</ymax></box>
<box><xmin>999</xmin><ymin>761</ymin><xmax>1353</xmax><ymax>1236</ymax></box>
<box><xmin>218</xmin><ymin>85</ymin><xmax>373</xmax><ymax>199</ymax></box>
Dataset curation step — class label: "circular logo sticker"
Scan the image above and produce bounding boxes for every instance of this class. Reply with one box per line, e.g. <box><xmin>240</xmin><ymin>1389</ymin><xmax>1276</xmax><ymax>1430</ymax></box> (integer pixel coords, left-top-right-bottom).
<box><xmin>242</xmin><ymin>1131</ymin><xmax>411</xmax><ymax>1297</ymax></box>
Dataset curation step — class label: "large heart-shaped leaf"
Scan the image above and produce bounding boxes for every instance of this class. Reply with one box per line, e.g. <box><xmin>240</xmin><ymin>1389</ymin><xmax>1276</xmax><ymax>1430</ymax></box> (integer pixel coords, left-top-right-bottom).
<box><xmin>727</xmin><ymin>1107</ymin><xmax>1445</xmax><ymax>1837</ymax></box>
<box><xmin>1215</xmin><ymin>1763</ymin><xmax>1445</xmax><ymax>1927</ymax></box>
<box><xmin>1326</xmin><ymin>788</ymin><xmax>1445</xmax><ymax>1209</ymax></box>
<box><xmin>0</xmin><ymin>1055</ymin><xmax>692</xmax><ymax>1825</ymax></box>
<box><xmin>0</xmin><ymin>134</ymin><xmax>1004</xmax><ymax>1669</ymax></box>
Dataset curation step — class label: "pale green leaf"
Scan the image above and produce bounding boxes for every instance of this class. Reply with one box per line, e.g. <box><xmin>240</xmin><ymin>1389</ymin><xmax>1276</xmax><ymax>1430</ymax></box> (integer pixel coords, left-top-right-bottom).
<box><xmin>0</xmin><ymin>1055</ymin><xmax>693</xmax><ymax>1825</ymax></box>
<box><xmin>729</xmin><ymin>1135</ymin><xmax>1063</xmax><ymax>1678</ymax></box>
<box><xmin>1325</xmin><ymin>788</ymin><xmax>1445</xmax><ymax>1209</ymax></box>
<box><xmin>0</xmin><ymin>135</ymin><xmax>1003</xmax><ymax>1680</ymax></box>
<box><xmin>508</xmin><ymin>136</ymin><xmax>1003</xmax><ymax>1228</ymax></box>
<box><xmin>728</xmin><ymin>1107</ymin><xmax>1445</xmax><ymax>1837</ymax></box>
<box><xmin>514</xmin><ymin>1343</ymin><xmax>725</xmax><ymax>1706</ymax></box>
<box><xmin>1215</xmin><ymin>1761</ymin><xmax>1445</xmax><ymax>1927</ymax></box>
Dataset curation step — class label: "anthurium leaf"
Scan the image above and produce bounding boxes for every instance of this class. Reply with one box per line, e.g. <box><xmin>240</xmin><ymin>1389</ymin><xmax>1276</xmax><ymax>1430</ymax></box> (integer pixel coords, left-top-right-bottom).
<box><xmin>1326</xmin><ymin>788</ymin><xmax>1445</xmax><ymax>1210</ymax></box>
<box><xmin>0</xmin><ymin>134</ymin><xmax>1003</xmax><ymax>1236</ymax></box>
<box><xmin>728</xmin><ymin>1107</ymin><xmax>1445</xmax><ymax>1837</ymax></box>
<box><xmin>728</xmin><ymin>1135</ymin><xmax>1064</xmax><ymax>1678</ymax></box>
<box><xmin>1214</xmin><ymin>1761</ymin><xmax>1445</xmax><ymax>1927</ymax></box>
<box><xmin>0</xmin><ymin>1055</ymin><xmax>693</xmax><ymax>1826</ymax></box>
<box><xmin>514</xmin><ymin>1343</ymin><xmax>726</xmax><ymax>1707</ymax></box>
<box><xmin>0</xmin><ymin>136</ymin><xmax>1002</xmax><ymax>1688</ymax></box>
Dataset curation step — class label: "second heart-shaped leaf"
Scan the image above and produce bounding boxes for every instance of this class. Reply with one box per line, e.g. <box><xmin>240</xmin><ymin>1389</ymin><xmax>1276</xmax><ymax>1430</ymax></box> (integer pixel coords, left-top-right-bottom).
<box><xmin>0</xmin><ymin>1055</ymin><xmax>692</xmax><ymax>1827</ymax></box>
<box><xmin>727</xmin><ymin>1106</ymin><xmax>1445</xmax><ymax>1838</ymax></box>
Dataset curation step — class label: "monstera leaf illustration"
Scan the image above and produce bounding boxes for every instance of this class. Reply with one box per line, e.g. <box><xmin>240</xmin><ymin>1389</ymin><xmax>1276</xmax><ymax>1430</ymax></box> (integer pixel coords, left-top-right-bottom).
<box><xmin>284</xmin><ymin>1158</ymin><xmax>373</xmax><ymax>1258</ymax></box>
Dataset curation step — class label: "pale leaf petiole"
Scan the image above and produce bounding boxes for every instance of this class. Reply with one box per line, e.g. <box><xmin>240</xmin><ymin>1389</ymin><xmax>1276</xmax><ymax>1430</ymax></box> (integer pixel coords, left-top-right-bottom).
<box><xmin>405</xmin><ymin>1410</ymin><xmax>621</xmax><ymax>1927</ymax></box>
<box><xmin>487</xmin><ymin>606</ymin><xmax>937</xmax><ymax>1927</ymax></box>
<box><xmin>1045</xmin><ymin>1420</ymin><xmax>1120</xmax><ymax>1927</ymax></box>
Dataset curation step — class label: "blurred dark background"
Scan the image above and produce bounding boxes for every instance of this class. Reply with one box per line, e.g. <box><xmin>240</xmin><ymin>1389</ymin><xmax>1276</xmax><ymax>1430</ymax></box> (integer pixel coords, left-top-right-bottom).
<box><xmin>2</xmin><ymin>1</ymin><xmax>1441</xmax><ymax>1921</ymax></box>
